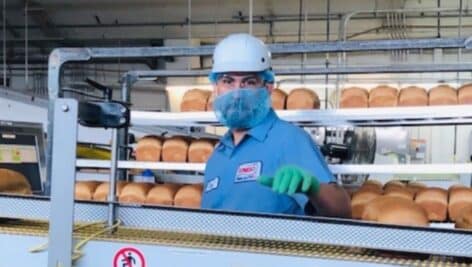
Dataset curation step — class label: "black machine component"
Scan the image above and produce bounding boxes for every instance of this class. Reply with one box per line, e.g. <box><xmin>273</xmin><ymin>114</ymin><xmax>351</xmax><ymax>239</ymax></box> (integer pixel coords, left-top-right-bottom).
<box><xmin>77</xmin><ymin>78</ymin><xmax>130</xmax><ymax>129</ymax></box>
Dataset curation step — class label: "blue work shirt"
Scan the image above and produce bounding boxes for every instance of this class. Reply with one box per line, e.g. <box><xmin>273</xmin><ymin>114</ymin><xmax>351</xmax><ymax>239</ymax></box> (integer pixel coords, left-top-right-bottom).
<box><xmin>202</xmin><ymin>109</ymin><xmax>334</xmax><ymax>215</ymax></box>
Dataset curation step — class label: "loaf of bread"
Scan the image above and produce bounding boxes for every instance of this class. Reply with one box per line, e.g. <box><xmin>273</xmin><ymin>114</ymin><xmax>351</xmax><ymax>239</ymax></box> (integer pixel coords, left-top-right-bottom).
<box><xmin>384</xmin><ymin>187</ymin><xmax>414</xmax><ymax>201</ymax></box>
<box><xmin>135</xmin><ymin>136</ymin><xmax>162</xmax><ymax>162</ymax></box>
<box><xmin>398</xmin><ymin>86</ymin><xmax>428</xmax><ymax>106</ymax></box>
<box><xmin>448</xmin><ymin>187</ymin><xmax>472</xmax><ymax>222</ymax></box>
<box><xmin>361</xmin><ymin>179</ymin><xmax>383</xmax><ymax>193</ymax></box>
<box><xmin>174</xmin><ymin>184</ymin><xmax>203</xmax><ymax>208</ymax></box>
<box><xmin>93</xmin><ymin>181</ymin><xmax>128</xmax><ymax>201</ymax></box>
<box><xmin>75</xmin><ymin>181</ymin><xmax>101</xmax><ymax>201</ymax></box>
<box><xmin>145</xmin><ymin>184</ymin><xmax>180</xmax><ymax>206</ymax></box>
<box><xmin>340</xmin><ymin>87</ymin><xmax>369</xmax><ymax>108</ymax></box>
<box><xmin>188</xmin><ymin>139</ymin><xmax>214</xmax><ymax>163</ymax></box>
<box><xmin>362</xmin><ymin>196</ymin><xmax>429</xmax><ymax>227</ymax></box>
<box><xmin>383</xmin><ymin>180</ymin><xmax>406</xmax><ymax>192</ymax></box>
<box><xmin>162</xmin><ymin>136</ymin><xmax>189</xmax><ymax>162</ymax></box>
<box><xmin>368</xmin><ymin>85</ymin><xmax>398</xmax><ymax>107</ymax></box>
<box><xmin>458</xmin><ymin>84</ymin><xmax>472</xmax><ymax>104</ymax></box>
<box><xmin>449</xmin><ymin>184</ymin><xmax>467</xmax><ymax>195</ymax></box>
<box><xmin>118</xmin><ymin>182</ymin><xmax>153</xmax><ymax>204</ymax></box>
<box><xmin>181</xmin><ymin>89</ymin><xmax>211</xmax><ymax>112</ymax></box>
<box><xmin>286</xmin><ymin>88</ymin><xmax>320</xmax><ymax>110</ymax></box>
<box><xmin>455</xmin><ymin>205</ymin><xmax>472</xmax><ymax>230</ymax></box>
<box><xmin>406</xmin><ymin>182</ymin><xmax>427</xmax><ymax>195</ymax></box>
<box><xmin>206</xmin><ymin>93</ymin><xmax>215</xmax><ymax>111</ymax></box>
<box><xmin>0</xmin><ymin>168</ymin><xmax>32</xmax><ymax>194</ymax></box>
<box><xmin>351</xmin><ymin>189</ymin><xmax>382</xmax><ymax>219</ymax></box>
<box><xmin>271</xmin><ymin>88</ymin><xmax>287</xmax><ymax>110</ymax></box>
<box><xmin>415</xmin><ymin>187</ymin><xmax>448</xmax><ymax>221</ymax></box>
<box><xmin>428</xmin><ymin>85</ymin><xmax>457</xmax><ymax>106</ymax></box>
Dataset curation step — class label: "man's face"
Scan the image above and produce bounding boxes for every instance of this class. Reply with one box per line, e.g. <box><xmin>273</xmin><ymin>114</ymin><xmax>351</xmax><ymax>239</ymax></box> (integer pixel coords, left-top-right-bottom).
<box><xmin>213</xmin><ymin>72</ymin><xmax>273</xmax><ymax>96</ymax></box>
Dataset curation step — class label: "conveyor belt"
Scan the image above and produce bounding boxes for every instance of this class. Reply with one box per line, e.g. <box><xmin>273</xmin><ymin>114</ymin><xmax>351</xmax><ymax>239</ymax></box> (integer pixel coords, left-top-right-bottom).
<box><xmin>0</xmin><ymin>219</ymin><xmax>470</xmax><ymax>266</ymax></box>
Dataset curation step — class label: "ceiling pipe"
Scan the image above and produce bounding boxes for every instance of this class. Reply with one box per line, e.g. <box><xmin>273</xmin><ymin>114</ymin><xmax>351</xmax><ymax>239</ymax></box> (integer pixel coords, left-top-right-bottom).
<box><xmin>4</xmin><ymin>10</ymin><xmax>471</xmax><ymax>31</ymax></box>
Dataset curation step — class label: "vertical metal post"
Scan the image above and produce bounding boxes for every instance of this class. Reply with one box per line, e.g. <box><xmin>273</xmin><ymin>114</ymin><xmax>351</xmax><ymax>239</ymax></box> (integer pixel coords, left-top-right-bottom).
<box><xmin>107</xmin><ymin>128</ymin><xmax>119</xmax><ymax>229</ymax></box>
<box><xmin>248</xmin><ymin>0</ymin><xmax>253</xmax><ymax>34</ymax></box>
<box><xmin>2</xmin><ymin>0</ymin><xmax>6</xmax><ymax>88</ymax></box>
<box><xmin>117</xmin><ymin>74</ymin><xmax>135</xmax><ymax>180</ymax></box>
<box><xmin>48</xmin><ymin>98</ymin><xmax>78</xmax><ymax>267</ymax></box>
<box><xmin>25</xmin><ymin>1</ymin><xmax>28</xmax><ymax>87</ymax></box>
<box><xmin>46</xmin><ymin>50</ymin><xmax>63</xmax><ymax>195</ymax></box>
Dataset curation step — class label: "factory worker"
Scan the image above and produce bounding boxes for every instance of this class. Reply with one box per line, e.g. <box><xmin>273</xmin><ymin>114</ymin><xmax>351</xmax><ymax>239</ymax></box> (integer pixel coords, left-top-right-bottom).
<box><xmin>201</xmin><ymin>33</ymin><xmax>351</xmax><ymax>218</ymax></box>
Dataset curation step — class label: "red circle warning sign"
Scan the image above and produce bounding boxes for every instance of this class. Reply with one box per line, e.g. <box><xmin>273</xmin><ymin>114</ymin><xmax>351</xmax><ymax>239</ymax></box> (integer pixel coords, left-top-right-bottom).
<box><xmin>113</xmin><ymin>247</ymin><xmax>146</xmax><ymax>267</ymax></box>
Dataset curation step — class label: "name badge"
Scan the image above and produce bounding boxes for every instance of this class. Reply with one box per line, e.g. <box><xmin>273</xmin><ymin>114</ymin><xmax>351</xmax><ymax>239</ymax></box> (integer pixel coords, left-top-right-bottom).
<box><xmin>205</xmin><ymin>177</ymin><xmax>219</xmax><ymax>192</ymax></box>
<box><xmin>235</xmin><ymin>161</ymin><xmax>262</xmax><ymax>183</ymax></box>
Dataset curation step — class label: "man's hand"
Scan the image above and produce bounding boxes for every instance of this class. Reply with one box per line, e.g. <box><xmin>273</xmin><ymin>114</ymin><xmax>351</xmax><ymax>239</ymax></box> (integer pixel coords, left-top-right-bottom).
<box><xmin>257</xmin><ymin>165</ymin><xmax>320</xmax><ymax>196</ymax></box>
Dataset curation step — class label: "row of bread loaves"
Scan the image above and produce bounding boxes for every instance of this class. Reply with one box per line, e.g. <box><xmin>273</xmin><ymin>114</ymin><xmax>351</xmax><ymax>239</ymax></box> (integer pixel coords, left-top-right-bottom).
<box><xmin>181</xmin><ymin>87</ymin><xmax>321</xmax><ymax>111</ymax></box>
<box><xmin>340</xmin><ymin>84</ymin><xmax>472</xmax><ymax>108</ymax></box>
<box><xmin>75</xmin><ymin>181</ymin><xmax>203</xmax><ymax>208</ymax></box>
<box><xmin>135</xmin><ymin>136</ymin><xmax>216</xmax><ymax>163</ymax></box>
<box><xmin>351</xmin><ymin>180</ymin><xmax>472</xmax><ymax>228</ymax></box>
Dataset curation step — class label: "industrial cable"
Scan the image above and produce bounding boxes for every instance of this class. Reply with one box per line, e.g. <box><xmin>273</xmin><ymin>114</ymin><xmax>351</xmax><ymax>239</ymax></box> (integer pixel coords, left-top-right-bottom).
<box><xmin>72</xmin><ymin>219</ymin><xmax>122</xmax><ymax>261</ymax></box>
<box><xmin>29</xmin><ymin>220</ymin><xmax>122</xmax><ymax>262</ymax></box>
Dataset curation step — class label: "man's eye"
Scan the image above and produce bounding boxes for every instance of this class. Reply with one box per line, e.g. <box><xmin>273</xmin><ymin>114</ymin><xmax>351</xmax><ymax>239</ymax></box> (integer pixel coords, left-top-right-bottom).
<box><xmin>246</xmin><ymin>79</ymin><xmax>258</xmax><ymax>86</ymax></box>
<box><xmin>222</xmin><ymin>78</ymin><xmax>233</xmax><ymax>84</ymax></box>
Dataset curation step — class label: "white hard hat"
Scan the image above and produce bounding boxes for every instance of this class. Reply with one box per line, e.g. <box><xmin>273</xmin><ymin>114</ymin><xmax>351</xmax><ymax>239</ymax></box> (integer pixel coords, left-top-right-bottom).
<box><xmin>211</xmin><ymin>33</ymin><xmax>271</xmax><ymax>73</ymax></box>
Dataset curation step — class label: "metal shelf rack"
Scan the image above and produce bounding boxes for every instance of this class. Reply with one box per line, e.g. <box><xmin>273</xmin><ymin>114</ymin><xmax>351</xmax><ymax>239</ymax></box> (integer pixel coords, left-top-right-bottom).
<box><xmin>2</xmin><ymin>37</ymin><xmax>472</xmax><ymax>266</ymax></box>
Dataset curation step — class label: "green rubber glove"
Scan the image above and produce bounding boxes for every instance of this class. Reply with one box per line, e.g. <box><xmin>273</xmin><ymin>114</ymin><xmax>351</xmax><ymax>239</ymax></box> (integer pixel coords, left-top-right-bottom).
<box><xmin>257</xmin><ymin>165</ymin><xmax>320</xmax><ymax>196</ymax></box>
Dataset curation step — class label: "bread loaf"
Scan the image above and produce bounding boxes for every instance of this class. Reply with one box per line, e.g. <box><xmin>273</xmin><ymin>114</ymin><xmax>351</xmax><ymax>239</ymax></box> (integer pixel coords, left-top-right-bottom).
<box><xmin>383</xmin><ymin>180</ymin><xmax>406</xmax><ymax>192</ymax></box>
<box><xmin>188</xmin><ymin>139</ymin><xmax>214</xmax><ymax>163</ymax></box>
<box><xmin>135</xmin><ymin>136</ymin><xmax>162</xmax><ymax>162</ymax></box>
<box><xmin>415</xmin><ymin>187</ymin><xmax>448</xmax><ymax>221</ymax></box>
<box><xmin>384</xmin><ymin>187</ymin><xmax>414</xmax><ymax>201</ymax></box>
<box><xmin>181</xmin><ymin>89</ymin><xmax>211</xmax><ymax>112</ymax></box>
<box><xmin>174</xmin><ymin>184</ymin><xmax>203</xmax><ymax>208</ymax></box>
<box><xmin>369</xmin><ymin>85</ymin><xmax>398</xmax><ymax>107</ymax></box>
<box><xmin>75</xmin><ymin>181</ymin><xmax>100</xmax><ymax>201</ymax></box>
<box><xmin>162</xmin><ymin>136</ymin><xmax>189</xmax><ymax>162</ymax></box>
<box><xmin>351</xmin><ymin>189</ymin><xmax>382</xmax><ymax>219</ymax></box>
<box><xmin>362</xmin><ymin>196</ymin><xmax>428</xmax><ymax>227</ymax></box>
<box><xmin>0</xmin><ymin>168</ymin><xmax>32</xmax><ymax>195</ymax></box>
<box><xmin>286</xmin><ymin>88</ymin><xmax>320</xmax><ymax>110</ymax></box>
<box><xmin>398</xmin><ymin>86</ymin><xmax>428</xmax><ymax>106</ymax></box>
<box><xmin>271</xmin><ymin>88</ymin><xmax>287</xmax><ymax>110</ymax></box>
<box><xmin>455</xmin><ymin>205</ymin><xmax>472</xmax><ymax>229</ymax></box>
<box><xmin>448</xmin><ymin>187</ymin><xmax>472</xmax><ymax>222</ymax></box>
<box><xmin>206</xmin><ymin>93</ymin><xmax>215</xmax><ymax>111</ymax></box>
<box><xmin>93</xmin><ymin>181</ymin><xmax>128</xmax><ymax>201</ymax></box>
<box><xmin>458</xmin><ymin>83</ymin><xmax>472</xmax><ymax>104</ymax></box>
<box><xmin>118</xmin><ymin>182</ymin><xmax>153</xmax><ymax>204</ymax></box>
<box><xmin>145</xmin><ymin>184</ymin><xmax>180</xmax><ymax>206</ymax></box>
<box><xmin>340</xmin><ymin>87</ymin><xmax>369</xmax><ymax>108</ymax></box>
<box><xmin>428</xmin><ymin>85</ymin><xmax>457</xmax><ymax>106</ymax></box>
<box><xmin>406</xmin><ymin>182</ymin><xmax>427</xmax><ymax>195</ymax></box>
<box><xmin>361</xmin><ymin>179</ymin><xmax>383</xmax><ymax>193</ymax></box>
<box><xmin>449</xmin><ymin>184</ymin><xmax>467</xmax><ymax>195</ymax></box>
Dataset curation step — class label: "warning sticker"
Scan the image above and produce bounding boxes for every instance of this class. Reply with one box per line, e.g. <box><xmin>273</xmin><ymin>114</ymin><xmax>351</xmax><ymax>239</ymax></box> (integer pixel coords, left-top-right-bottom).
<box><xmin>113</xmin><ymin>247</ymin><xmax>146</xmax><ymax>267</ymax></box>
<box><xmin>0</xmin><ymin>145</ymin><xmax>38</xmax><ymax>163</ymax></box>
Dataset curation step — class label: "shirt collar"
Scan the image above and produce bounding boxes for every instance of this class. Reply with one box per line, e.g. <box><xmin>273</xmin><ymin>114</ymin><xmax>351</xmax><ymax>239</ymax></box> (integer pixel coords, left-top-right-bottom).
<box><xmin>246</xmin><ymin>108</ymin><xmax>278</xmax><ymax>142</ymax></box>
<box><xmin>217</xmin><ymin>108</ymin><xmax>278</xmax><ymax>151</ymax></box>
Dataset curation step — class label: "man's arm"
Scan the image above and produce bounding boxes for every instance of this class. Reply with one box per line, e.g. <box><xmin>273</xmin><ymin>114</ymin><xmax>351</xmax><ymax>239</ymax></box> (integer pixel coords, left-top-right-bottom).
<box><xmin>309</xmin><ymin>183</ymin><xmax>351</xmax><ymax>218</ymax></box>
<box><xmin>279</xmin><ymin>127</ymin><xmax>352</xmax><ymax>218</ymax></box>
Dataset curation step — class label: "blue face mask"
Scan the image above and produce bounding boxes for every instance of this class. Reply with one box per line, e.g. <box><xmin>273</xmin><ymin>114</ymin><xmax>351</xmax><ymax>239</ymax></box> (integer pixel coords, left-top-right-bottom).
<box><xmin>213</xmin><ymin>88</ymin><xmax>271</xmax><ymax>129</ymax></box>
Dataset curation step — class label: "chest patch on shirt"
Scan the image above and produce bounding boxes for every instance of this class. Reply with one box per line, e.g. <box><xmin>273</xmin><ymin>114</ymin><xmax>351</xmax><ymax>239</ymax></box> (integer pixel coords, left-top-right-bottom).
<box><xmin>205</xmin><ymin>177</ymin><xmax>219</xmax><ymax>192</ymax></box>
<box><xmin>234</xmin><ymin>161</ymin><xmax>262</xmax><ymax>183</ymax></box>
